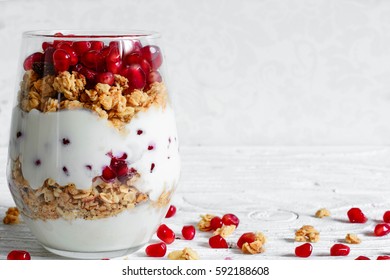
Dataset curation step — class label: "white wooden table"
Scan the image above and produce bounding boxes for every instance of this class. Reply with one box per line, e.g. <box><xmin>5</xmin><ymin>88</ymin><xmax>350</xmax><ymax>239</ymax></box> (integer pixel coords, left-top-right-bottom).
<box><xmin>1</xmin><ymin>146</ymin><xmax>390</xmax><ymax>260</ymax></box>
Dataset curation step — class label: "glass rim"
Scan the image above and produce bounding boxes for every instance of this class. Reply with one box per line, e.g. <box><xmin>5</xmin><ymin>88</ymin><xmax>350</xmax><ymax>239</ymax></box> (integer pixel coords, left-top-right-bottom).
<box><xmin>22</xmin><ymin>30</ymin><xmax>161</xmax><ymax>39</ymax></box>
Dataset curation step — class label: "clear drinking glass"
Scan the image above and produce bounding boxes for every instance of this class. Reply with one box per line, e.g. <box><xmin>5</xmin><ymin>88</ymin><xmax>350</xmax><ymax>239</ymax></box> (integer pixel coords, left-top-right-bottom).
<box><xmin>6</xmin><ymin>30</ymin><xmax>180</xmax><ymax>259</ymax></box>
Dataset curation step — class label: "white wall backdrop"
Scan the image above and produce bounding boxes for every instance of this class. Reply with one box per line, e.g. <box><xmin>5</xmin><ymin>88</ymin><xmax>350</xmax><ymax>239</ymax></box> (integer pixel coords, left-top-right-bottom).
<box><xmin>1</xmin><ymin>0</ymin><xmax>390</xmax><ymax>146</ymax></box>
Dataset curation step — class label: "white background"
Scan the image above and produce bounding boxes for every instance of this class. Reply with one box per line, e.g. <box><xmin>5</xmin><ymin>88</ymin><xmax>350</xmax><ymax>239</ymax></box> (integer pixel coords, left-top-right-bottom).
<box><xmin>1</xmin><ymin>0</ymin><xmax>390</xmax><ymax>146</ymax></box>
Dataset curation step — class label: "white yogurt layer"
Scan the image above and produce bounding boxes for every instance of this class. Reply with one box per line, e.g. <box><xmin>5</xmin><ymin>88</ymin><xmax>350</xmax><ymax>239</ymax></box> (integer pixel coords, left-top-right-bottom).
<box><xmin>9</xmin><ymin>105</ymin><xmax>180</xmax><ymax>201</ymax></box>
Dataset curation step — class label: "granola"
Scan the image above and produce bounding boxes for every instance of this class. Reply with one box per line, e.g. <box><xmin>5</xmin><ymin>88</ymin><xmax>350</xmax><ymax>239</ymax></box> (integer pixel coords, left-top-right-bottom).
<box><xmin>3</xmin><ymin>207</ymin><xmax>20</xmax><ymax>225</ymax></box>
<box><xmin>197</xmin><ymin>214</ymin><xmax>215</xmax><ymax>232</ymax></box>
<box><xmin>167</xmin><ymin>248</ymin><xmax>199</xmax><ymax>260</ymax></box>
<box><xmin>315</xmin><ymin>208</ymin><xmax>331</xmax><ymax>218</ymax></box>
<box><xmin>295</xmin><ymin>225</ymin><xmax>320</xmax><ymax>243</ymax></box>
<box><xmin>19</xmin><ymin>70</ymin><xmax>168</xmax><ymax>131</ymax></box>
<box><xmin>241</xmin><ymin>232</ymin><xmax>267</xmax><ymax>254</ymax></box>
<box><xmin>213</xmin><ymin>225</ymin><xmax>236</xmax><ymax>238</ymax></box>
<box><xmin>345</xmin><ymin>233</ymin><xmax>361</xmax><ymax>244</ymax></box>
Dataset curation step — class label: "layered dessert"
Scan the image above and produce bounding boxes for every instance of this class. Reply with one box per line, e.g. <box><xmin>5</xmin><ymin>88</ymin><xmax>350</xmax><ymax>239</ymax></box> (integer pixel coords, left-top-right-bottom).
<box><xmin>7</xmin><ymin>32</ymin><xmax>180</xmax><ymax>257</ymax></box>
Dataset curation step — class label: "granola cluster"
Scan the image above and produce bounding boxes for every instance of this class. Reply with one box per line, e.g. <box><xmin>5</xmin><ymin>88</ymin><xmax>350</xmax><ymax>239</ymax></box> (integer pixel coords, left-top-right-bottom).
<box><xmin>315</xmin><ymin>208</ymin><xmax>331</xmax><ymax>218</ymax></box>
<box><xmin>213</xmin><ymin>225</ymin><xmax>236</xmax><ymax>238</ymax></box>
<box><xmin>11</xmin><ymin>158</ymin><xmax>148</xmax><ymax>220</ymax></box>
<box><xmin>345</xmin><ymin>233</ymin><xmax>361</xmax><ymax>244</ymax></box>
<box><xmin>241</xmin><ymin>232</ymin><xmax>267</xmax><ymax>255</ymax></box>
<box><xmin>295</xmin><ymin>225</ymin><xmax>320</xmax><ymax>243</ymax></box>
<box><xmin>167</xmin><ymin>247</ymin><xmax>199</xmax><ymax>260</ymax></box>
<box><xmin>3</xmin><ymin>207</ymin><xmax>20</xmax><ymax>225</ymax></box>
<box><xmin>18</xmin><ymin>70</ymin><xmax>168</xmax><ymax>130</ymax></box>
<box><xmin>197</xmin><ymin>214</ymin><xmax>215</xmax><ymax>232</ymax></box>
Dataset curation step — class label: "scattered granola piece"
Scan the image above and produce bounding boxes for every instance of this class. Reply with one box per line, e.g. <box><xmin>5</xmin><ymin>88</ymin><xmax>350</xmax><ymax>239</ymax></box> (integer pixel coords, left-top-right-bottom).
<box><xmin>213</xmin><ymin>225</ymin><xmax>236</xmax><ymax>238</ymax></box>
<box><xmin>197</xmin><ymin>214</ymin><xmax>216</xmax><ymax>232</ymax></box>
<box><xmin>241</xmin><ymin>232</ymin><xmax>267</xmax><ymax>254</ymax></box>
<box><xmin>3</xmin><ymin>207</ymin><xmax>20</xmax><ymax>225</ymax></box>
<box><xmin>345</xmin><ymin>233</ymin><xmax>361</xmax><ymax>244</ymax></box>
<box><xmin>295</xmin><ymin>225</ymin><xmax>320</xmax><ymax>243</ymax></box>
<box><xmin>315</xmin><ymin>208</ymin><xmax>331</xmax><ymax>218</ymax></box>
<box><xmin>167</xmin><ymin>248</ymin><xmax>199</xmax><ymax>260</ymax></box>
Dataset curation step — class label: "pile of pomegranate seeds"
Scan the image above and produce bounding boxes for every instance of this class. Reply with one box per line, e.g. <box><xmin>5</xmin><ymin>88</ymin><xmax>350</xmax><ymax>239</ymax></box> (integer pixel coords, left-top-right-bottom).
<box><xmin>7</xmin><ymin>250</ymin><xmax>31</xmax><ymax>260</ymax></box>
<box><xmin>295</xmin><ymin>243</ymin><xmax>313</xmax><ymax>258</ymax></box>
<box><xmin>23</xmin><ymin>32</ymin><xmax>163</xmax><ymax>90</ymax></box>
<box><xmin>347</xmin><ymin>208</ymin><xmax>367</xmax><ymax>223</ymax></box>
<box><xmin>101</xmin><ymin>152</ymin><xmax>137</xmax><ymax>182</ymax></box>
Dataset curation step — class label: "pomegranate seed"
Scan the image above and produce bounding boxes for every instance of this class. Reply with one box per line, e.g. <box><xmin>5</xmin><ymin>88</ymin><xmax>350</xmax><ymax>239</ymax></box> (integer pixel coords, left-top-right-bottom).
<box><xmin>148</xmin><ymin>145</ymin><xmax>154</xmax><ymax>151</ymax></box>
<box><xmin>355</xmin><ymin>256</ymin><xmax>370</xmax><ymax>260</ymax></box>
<box><xmin>121</xmin><ymin>64</ymin><xmax>146</xmax><ymax>90</ymax></box>
<box><xmin>75</xmin><ymin>64</ymin><xmax>97</xmax><ymax>81</ymax></box>
<box><xmin>222</xmin><ymin>213</ymin><xmax>240</xmax><ymax>228</ymax></box>
<box><xmin>140</xmin><ymin>45</ymin><xmax>162</xmax><ymax>70</ymax></box>
<box><xmin>237</xmin><ymin>232</ymin><xmax>256</xmax><ymax>249</ymax></box>
<box><xmin>182</xmin><ymin>225</ymin><xmax>196</xmax><ymax>240</ymax></box>
<box><xmin>377</xmin><ymin>256</ymin><xmax>390</xmax><ymax>260</ymax></box>
<box><xmin>23</xmin><ymin>52</ymin><xmax>43</xmax><ymax>71</ymax></box>
<box><xmin>73</xmin><ymin>41</ymin><xmax>91</xmax><ymax>56</ymax></box>
<box><xmin>62</xmin><ymin>138</ymin><xmax>70</xmax><ymax>145</ymax></box>
<box><xmin>35</xmin><ymin>159</ymin><xmax>41</xmax><ymax>166</ymax></box>
<box><xmin>139</xmin><ymin>58</ymin><xmax>151</xmax><ymax>74</ymax></box>
<box><xmin>383</xmin><ymin>211</ymin><xmax>390</xmax><ymax>223</ymax></box>
<box><xmin>106</xmin><ymin>47</ymin><xmax>121</xmax><ymax>63</ymax></box>
<box><xmin>96</xmin><ymin>72</ymin><xmax>115</xmax><ymax>85</ymax></box>
<box><xmin>209</xmin><ymin>235</ymin><xmax>228</xmax><ymax>249</ymax></box>
<box><xmin>85</xmin><ymin>165</ymin><xmax>92</xmax><ymax>170</ymax></box>
<box><xmin>109</xmin><ymin>41</ymin><xmax>120</xmax><ymax>49</ymax></box>
<box><xmin>42</xmin><ymin>42</ymin><xmax>53</xmax><ymax>51</ymax></box>
<box><xmin>145</xmin><ymin>242</ymin><xmax>166</xmax><ymax>257</ymax></box>
<box><xmin>81</xmin><ymin>50</ymin><xmax>105</xmax><ymax>71</ymax></box>
<box><xmin>56</xmin><ymin>42</ymin><xmax>78</xmax><ymax>65</ymax></box>
<box><xmin>7</xmin><ymin>250</ymin><xmax>31</xmax><ymax>260</ymax></box>
<box><xmin>165</xmin><ymin>205</ymin><xmax>176</xmax><ymax>218</ymax></box>
<box><xmin>347</xmin><ymin>208</ymin><xmax>367</xmax><ymax>223</ymax></box>
<box><xmin>150</xmin><ymin>163</ymin><xmax>155</xmax><ymax>173</ymax></box>
<box><xmin>53</xmin><ymin>49</ymin><xmax>71</xmax><ymax>72</ymax></box>
<box><xmin>110</xmin><ymin>158</ymin><xmax>128</xmax><ymax>177</ymax></box>
<box><xmin>100</xmin><ymin>46</ymin><xmax>111</xmax><ymax>57</ymax></box>
<box><xmin>54</xmin><ymin>32</ymin><xmax>64</xmax><ymax>37</ymax></box>
<box><xmin>43</xmin><ymin>47</ymin><xmax>55</xmax><ymax>64</ymax></box>
<box><xmin>126</xmin><ymin>40</ymin><xmax>142</xmax><ymax>55</ymax></box>
<box><xmin>102</xmin><ymin>166</ymin><xmax>116</xmax><ymax>181</ymax></box>
<box><xmin>124</xmin><ymin>53</ymin><xmax>140</xmax><ymax>65</ymax></box>
<box><xmin>91</xmin><ymin>41</ymin><xmax>104</xmax><ymax>51</ymax></box>
<box><xmin>374</xmin><ymin>223</ymin><xmax>390</xmax><ymax>236</ymax></box>
<box><xmin>156</xmin><ymin>224</ymin><xmax>175</xmax><ymax>244</ymax></box>
<box><xmin>137</xmin><ymin>129</ymin><xmax>143</xmax><ymax>135</ymax></box>
<box><xmin>295</xmin><ymin>243</ymin><xmax>313</xmax><ymax>258</ymax></box>
<box><xmin>330</xmin><ymin>244</ymin><xmax>350</xmax><ymax>256</ymax></box>
<box><xmin>210</xmin><ymin>216</ymin><xmax>223</xmax><ymax>231</ymax></box>
<box><xmin>147</xmin><ymin>71</ymin><xmax>162</xmax><ymax>84</ymax></box>
<box><xmin>62</xmin><ymin>166</ymin><xmax>69</xmax><ymax>176</ymax></box>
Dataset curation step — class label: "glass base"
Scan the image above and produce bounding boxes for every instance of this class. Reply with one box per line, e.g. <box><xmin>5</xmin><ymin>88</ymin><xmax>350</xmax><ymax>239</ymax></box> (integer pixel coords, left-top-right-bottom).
<box><xmin>42</xmin><ymin>244</ymin><xmax>144</xmax><ymax>259</ymax></box>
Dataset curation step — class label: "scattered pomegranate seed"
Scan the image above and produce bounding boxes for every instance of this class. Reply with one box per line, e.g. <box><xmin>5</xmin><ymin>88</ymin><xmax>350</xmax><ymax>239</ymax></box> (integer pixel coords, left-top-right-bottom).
<box><xmin>137</xmin><ymin>129</ymin><xmax>143</xmax><ymax>135</ymax></box>
<box><xmin>295</xmin><ymin>243</ymin><xmax>313</xmax><ymax>258</ymax></box>
<box><xmin>210</xmin><ymin>216</ymin><xmax>223</xmax><ymax>231</ymax></box>
<box><xmin>330</xmin><ymin>244</ymin><xmax>350</xmax><ymax>256</ymax></box>
<box><xmin>209</xmin><ymin>235</ymin><xmax>228</xmax><ymax>249</ymax></box>
<box><xmin>35</xmin><ymin>159</ymin><xmax>41</xmax><ymax>166</ymax></box>
<box><xmin>62</xmin><ymin>166</ymin><xmax>69</xmax><ymax>176</ymax></box>
<box><xmin>165</xmin><ymin>205</ymin><xmax>176</xmax><ymax>218</ymax></box>
<box><xmin>383</xmin><ymin>211</ymin><xmax>390</xmax><ymax>223</ymax></box>
<box><xmin>182</xmin><ymin>225</ymin><xmax>196</xmax><ymax>240</ymax></box>
<box><xmin>222</xmin><ymin>213</ymin><xmax>240</xmax><ymax>228</ymax></box>
<box><xmin>237</xmin><ymin>232</ymin><xmax>256</xmax><ymax>249</ymax></box>
<box><xmin>377</xmin><ymin>256</ymin><xmax>390</xmax><ymax>260</ymax></box>
<box><xmin>53</xmin><ymin>49</ymin><xmax>71</xmax><ymax>72</ymax></box>
<box><xmin>355</xmin><ymin>256</ymin><xmax>370</xmax><ymax>260</ymax></box>
<box><xmin>374</xmin><ymin>223</ymin><xmax>390</xmax><ymax>236</ymax></box>
<box><xmin>62</xmin><ymin>138</ymin><xmax>70</xmax><ymax>145</ymax></box>
<box><xmin>157</xmin><ymin>224</ymin><xmax>175</xmax><ymax>244</ymax></box>
<box><xmin>23</xmin><ymin>52</ymin><xmax>43</xmax><ymax>71</ymax></box>
<box><xmin>102</xmin><ymin>166</ymin><xmax>116</xmax><ymax>181</ymax></box>
<box><xmin>141</xmin><ymin>45</ymin><xmax>162</xmax><ymax>70</ymax></box>
<box><xmin>148</xmin><ymin>145</ymin><xmax>154</xmax><ymax>151</ymax></box>
<box><xmin>7</xmin><ymin>250</ymin><xmax>31</xmax><ymax>260</ymax></box>
<box><xmin>73</xmin><ymin>41</ymin><xmax>91</xmax><ymax>56</ymax></box>
<box><xmin>347</xmin><ymin>208</ymin><xmax>367</xmax><ymax>223</ymax></box>
<box><xmin>145</xmin><ymin>242</ymin><xmax>166</xmax><ymax>257</ymax></box>
<box><xmin>150</xmin><ymin>163</ymin><xmax>155</xmax><ymax>173</ymax></box>
<box><xmin>96</xmin><ymin>72</ymin><xmax>115</xmax><ymax>86</ymax></box>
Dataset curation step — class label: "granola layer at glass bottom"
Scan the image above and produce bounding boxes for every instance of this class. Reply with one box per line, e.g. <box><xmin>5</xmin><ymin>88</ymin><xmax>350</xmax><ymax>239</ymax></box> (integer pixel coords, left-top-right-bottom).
<box><xmin>10</xmin><ymin>158</ymin><xmax>173</xmax><ymax>221</ymax></box>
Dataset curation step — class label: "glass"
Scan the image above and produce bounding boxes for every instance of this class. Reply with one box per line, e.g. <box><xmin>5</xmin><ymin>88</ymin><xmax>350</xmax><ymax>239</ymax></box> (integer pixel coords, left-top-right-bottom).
<box><xmin>6</xmin><ymin>30</ymin><xmax>180</xmax><ymax>259</ymax></box>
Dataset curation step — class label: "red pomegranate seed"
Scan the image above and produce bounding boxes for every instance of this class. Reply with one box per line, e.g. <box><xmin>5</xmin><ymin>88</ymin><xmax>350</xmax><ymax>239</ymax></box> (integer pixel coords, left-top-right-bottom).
<box><xmin>295</xmin><ymin>243</ymin><xmax>313</xmax><ymax>258</ymax></box>
<box><xmin>106</xmin><ymin>47</ymin><xmax>121</xmax><ymax>63</ymax></box>
<box><xmin>209</xmin><ymin>235</ymin><xmax>228</xmax><ymax>248</ymax></box>
<box><xmin>7</xmin><ymin>250</ymin><xmax>31</xmax><ymax>260</ymax></box>
<box><xmin>126</xmin><ymin>40</ymin><xmax>142</xmax><ymax>55</ymax></box>
<box><xmin>42</xmin><ymin>42</ymin><xmax>53</xmax><ymax>51</ymax></box>
<box><xmin>81</xmin><ymin>50</ymin><xmax>105</xmax><ymax>71</ymax></box>
<box><xmin>74</xmin><ymin>64</ymin><xmax>97</xmax><ymax>81</ymax></box>
<box><xmin>43</xmin><ymin>47</ymin><xmax>55</xmax><ymax>64</ymax></box>
<box><xmin>222</xmin><ymin>213</ymin><xmax>240</xmax><ymax>228</ymax></box>
<box><xmin>148</xmin><ymin>145</ymin><xmax>154</xmax><ymax>151</ymax></box>
<box><xmin>374</xmin><ymin>223</ymin><xmax>390</xmax><ymax>236</ymax></box>
<box><xmin>147</xmin><ymin>71</ymin><xmax>162</xmax><ymax>84</ymax></box>
<box><xmin>182</xmin><ymin>225</ymin><xmax>196</xmax><ymax>240</ymax></box>
<box><xmin>73</xmin><ymin>41</ymin><xmax>91</xmax><ymax>56</ymax></box>
<box><xmin>383</xmin><ymin>211</ymin><xmax>390</xmax><ymax>223</ymax></box>
<box><xmin>210</xmin><ymin>216</ymin><xmax>223</xmax><ymax>231</ymax></box>
<box><xmin>156</xmin><ymin>224</ymin><xmax>175</xmax><ymax>244</ymax></box>
<box><xmin>56</xmin><ymin>42</ymin><xmax>78</xmax><ymax>65</ymax></box>
<box><xmin>150</xmin><ymin>163</ymin><xmax>155</xmax><ymax>173</ymax></box>
<box><xmin>237</xmin><ymin>232</ymin><xmax>256</xmax><ymax>249</ymax></box>
<box><xmin>96</xmin><ymin>72</ymin><xmax>115</xmax><ymax>86</ymax></box>
<box><xmin>124</xmin><ymin>53</ymin><xmax>140</xmax><ymax>65</ymax></box>
<box><xmin>137</xmin><ymin>129</ymin><xmax>143</xmax><ymax>135</ymax></box>
<box><xmin>102</xmin><ymin>166</ymin><xmax>116</xmax><ymax>181</ymax></box>
<box><xmin>330</xmin><ymin>244</ymin><xmax>350</xmax><ymax>256</ymax></box>
<box><xmin>53</xmin><ymin>49</ymin><xmax>71</xmax><ymax>72</ymax></box>
<box><xmin>145</xmin><ymin>242</ymin><xmax>166</xmax><ymax>257</ymax></box>
<box><xmin>23</xmin><ymin>52</ymin><xmax>43</xmax><ymax>71</ymax></box>
<box><xmin>141</xmin><ymin>45</ymin><xmax>162</xmax><ymax>70</ymax></box>
<box><xmin>106</xmin><ymin>60</ymin><xmax>122</xmax><ymax>74</ymax></box>
<box><xmin>165</xmin><ymin>205</ymin><xmax>176</xmax><ymax>218</ymax></box>
<box><xmin>110</xmin><ymin>158</ymin><xmax>128</xmax><ymax>177</ymax></box>
<box><xmin>109</xmin><ymin>41</ymin><xmax>120</xmax><ymax>49</ymax></box>
<box><xmin>121</xmin><ymin>64</ymin><xmax>146</xmax><ymax>90</ymax></box>
<box><xmin>377</xmin><ymin>256</ymin><xmax>390</xmax><ymax>260</ymax></box>
<box><xmin>347</xmin><ymin>208</ymin><xmax>367</xmax><ymax>223</ymax></box>
<box><xmin>355</xmin><ymin>256</ymin><xmax>370</xmax><ymax>260</ymax></box>
<box><xmin>91</xmin><ymin>41</ymin><xmax>104</xmax><ymax>51</ymax></box>
<box><xmin>139</xmin><ymin>58</ymin><xmax>151</xmax><ymax>74</ymax></box>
